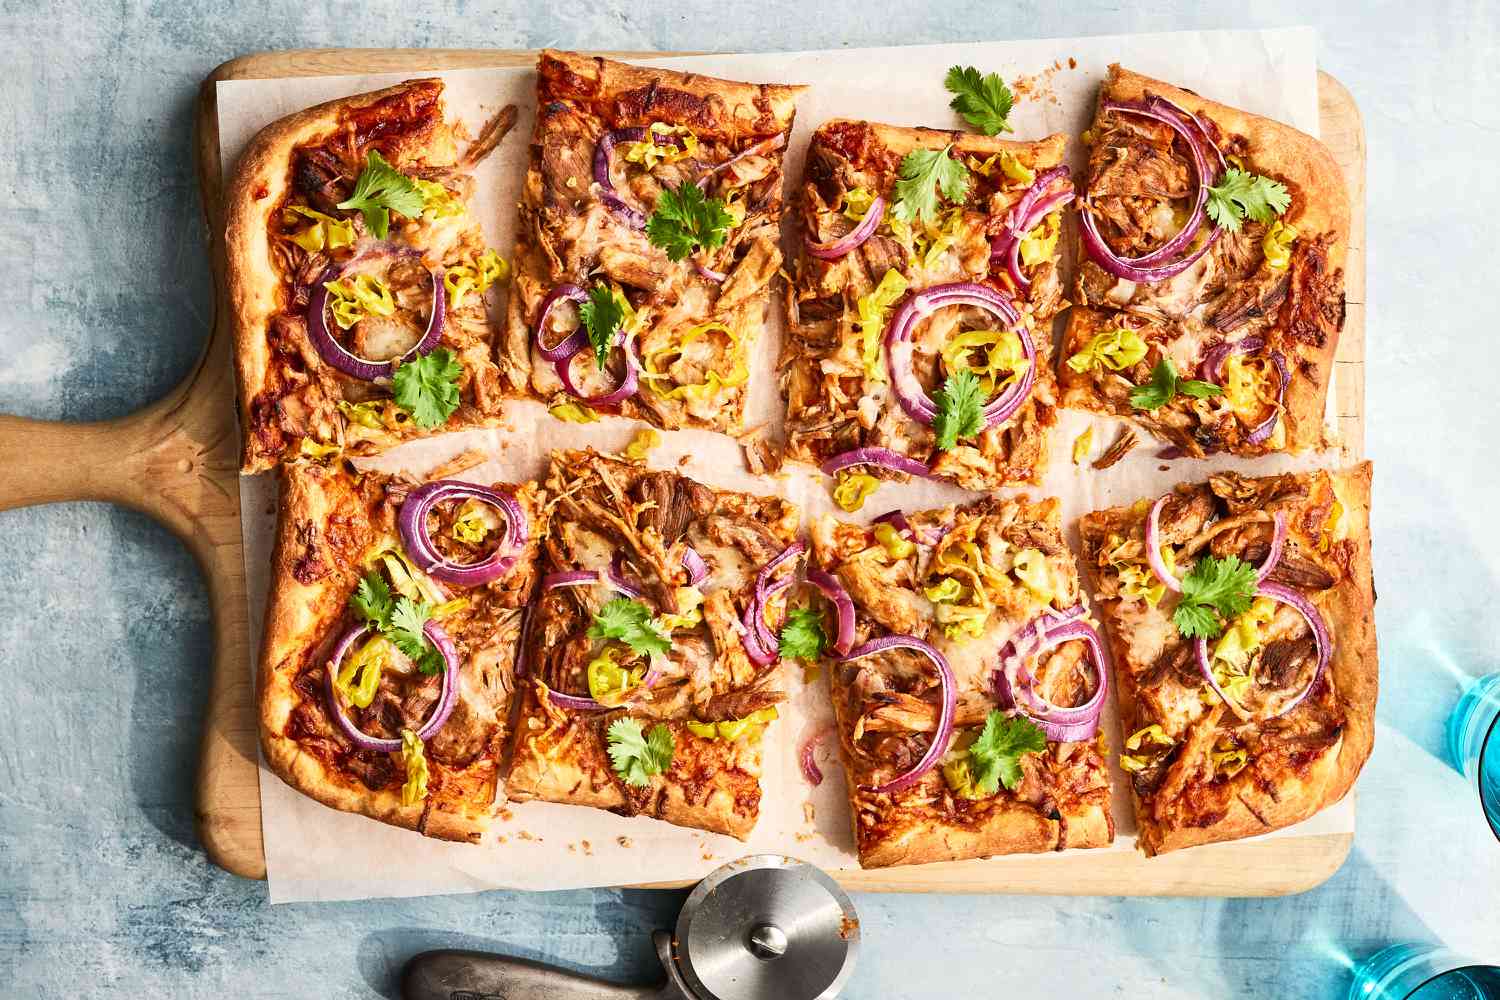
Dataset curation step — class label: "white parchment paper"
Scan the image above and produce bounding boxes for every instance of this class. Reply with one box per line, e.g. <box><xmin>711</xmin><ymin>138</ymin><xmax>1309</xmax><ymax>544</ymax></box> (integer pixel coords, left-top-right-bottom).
<box><xmin>219</xmin><ymin>27</ymin><xmax>1354</xmax><ymax>904</ymax></box>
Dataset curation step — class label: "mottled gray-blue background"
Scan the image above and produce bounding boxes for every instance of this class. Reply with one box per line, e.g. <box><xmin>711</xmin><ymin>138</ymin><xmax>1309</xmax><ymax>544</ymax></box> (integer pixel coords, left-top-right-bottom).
<box><xmin>3</xmin><ymin>3</ymin><xmax>1498</xmax><ymax>999</ymax></box>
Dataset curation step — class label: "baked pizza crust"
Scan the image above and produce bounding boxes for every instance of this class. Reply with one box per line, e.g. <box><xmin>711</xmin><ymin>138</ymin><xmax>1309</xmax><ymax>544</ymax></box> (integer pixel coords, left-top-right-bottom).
<box><xmin>258</xmin><ymin>460</ymin><xmax>544</xmax><ymax>842</ymax></box>
<box><xmin>1061</xmin><ymin>65</ymin><xmax>1350</xmax><ymax>456</ymax></box>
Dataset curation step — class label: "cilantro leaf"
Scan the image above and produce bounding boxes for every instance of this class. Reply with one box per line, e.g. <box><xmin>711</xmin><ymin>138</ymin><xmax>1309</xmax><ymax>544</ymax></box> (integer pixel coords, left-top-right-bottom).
<box><xmin>589</xmin><ymin>598</ymin><xmax>672</xmax><ymax>659</ymax></box>
<box><xmin>578</xmin><ymin>285</ymin><xmax>625</xmax><ymax>370</ymax></box>
<box><xmin>933</xmin><ymin>369</ymin><xmax>986</xmax><ymax>451</ymax></box>
<box><xmin>388</xmin><ymin>598</ymin><xmax>444</xmax><ymax>675</ymax></box>
<box><xmin>645</xmin><ymin>180</ymin><xmax>735</xmax><ymax>262</ymax></box>
<box><xmin>968</xmin><ymin>711</ymin><xmax>1047</xmax><ymax>795</ymax></box>
<box><xmin>944</xmin><ymin>65</ymin><xmax>1014</xmax><ymax>136</ymax></box>
<box><xmin>778</xmin><ymin>607</ymin><xmax>828</xmax><ymax>661</ymax></box>
<box><xmin>349</xmin><ymin>572</ymin><xmax>394</xmax><ymax>629</ymax></box>
<box><xmin>1205</xmin><ymin>168</ymin><xmax>1292</xmax><ymax>233</ymax></box>
<box><xmin>392</xmin><ymin>348</ymin><xmax>463</xmax><ymax>429</ymax></box>
<box><xmin>1129</xmin><ymin>359</ymin><xmax>1221</xmax><ymax>411</ymax></box>
<box><xmin>606</xmin><ymin>718</ymin><xmax>675</xmax><ymax>787</ymax></box>
<box><xmin>891</xmin><ymin>145</ymin><xmax>970</xmax><ymax>227</ymax></box>
<box><xmin>1172</xmin><ymin>554</ymin><xmax>1258</xmax><ymax>640</ymax></box>
<box><xmin>336</xmin><ymin>150</ymin><xmax>425</xmax><ymax>240</ymax></box>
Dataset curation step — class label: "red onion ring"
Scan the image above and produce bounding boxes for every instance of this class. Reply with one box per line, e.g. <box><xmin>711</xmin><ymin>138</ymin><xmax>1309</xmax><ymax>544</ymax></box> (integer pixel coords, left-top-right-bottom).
<box><xmin>992</xmin><ymin>611</ymin><xmax>1110</xmax><ymax>742</ymax></box>
<box><xmin>799</xmin><ymin>724</ymin><xmax>833</xmax><ymax>786</ymax></box>
<box><xmin>607</xmin><ymin>552</ymin><xmax>646</xmax><ymax>600</ymax></box>
<box><xmin>883</xmin><ymin>282</ymin><xmax>1035</xmax><ymax>430</ymax></box>
<box><xmin>514</xmin><ymin>606</ymin><xmax>533</xmax><ymax>679</ymax></box>
<box><xmin>1244</xmin><ymin>351</ymin><xmax>1289</xmax><ymax>446</ymax></box>
<box><xmin>806</xmin><ymin>567</ymin><xmax>855</xmax><ymax>656</ymax></box>
<box><xmin>1079</xmin><ymin>95</ymin><xmax>1227</xmax><ymax>282</ymax></box>
<box><xmin>1144</xmin><ymin>495</ymin><xmax>1184</xmax><ymax>594</ymax></box>
<box><xmin>988</xmin><ymin>167</ymin><xmax>1074</xmax><ymax>289</ymax></box>
<box><xmin>682</xmin><ymin>547</ymin><xmax>709</xmax><ymax>586</ymax></box>
<box><xmin>533</xmin><ymin>284</ymin><xmax>591</xmax><ymax>362</ymax></box>
<box><xmin>695</xmin><ymin>131</ymin><xmax>787</xmax><ymax>189</ymax></box>
<box><xmin>739</xmin><ymin>541</ymin><xmax>807</xmax><ymax>666</ymax></box>
<box><xmin>1196</xmin><ymin>581</ymin><xmax>1331</xmax><ymax>722</ymax></box>
<box><xmin>594</xmin><ymin>127</ymin><xmax>685</xmax><ymax>229</ymax></box>
<box><xmin>872</xmin><ymin>509</ymin><xmax>948</xmax><ymax>546</ymax></box>
<box><xmin>543</xmin><ymin>570</ymin><xmax>599</xmax><ymax>590</ymax></box>
<box><xmin>693</xmin><ymin>261</ymin><xmax>727</xmax><ymax>283</ymax></box>
<box><xmin>1256</xmin><ymin>513</ymin><xmax>1288</xmax><ymax>585</ymax></box>
<box><xmin>1197</xmin><ymin>335</ymin><xmax>1264</xmax><ymax>383</ymax></box>
<box><xmin>325</xmin><ymin>620</ymin><xmax>459</xmax><ymax>752</ymax></box>
<box><xmin>806</xmin><ymin>195</ymin><xmax>886</xmax><ymax>260</ymax></box>
<box><xmin>841</xmin><ymin>635</ymin><xmax>955</xmax><ymax>794</ymax></box>
<box><xmin>397</xmin><ymin>481</ymin><xmax>528</xmax><ymax>586</ymax></box>
<box><xmin>306</xmin><ymin>244</ymin><xmax>446</xmax><ymax>382</ymax></box>
<box><xmin>820</xmin><ymin>447</ymin><xmax>931</xmax><ymax>479</ymax></box>
<box><xmin>555</xmin><ymin>332</ymin><xmax>640</xmax><ymax>405</ymax></box>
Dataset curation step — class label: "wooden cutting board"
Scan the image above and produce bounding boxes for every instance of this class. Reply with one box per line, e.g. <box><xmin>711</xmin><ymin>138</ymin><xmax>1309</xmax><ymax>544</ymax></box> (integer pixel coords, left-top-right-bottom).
<box><xmin>0</xmin><ymin>48</ymin><xmax>1366</xmax><ymax>894</ymax></box>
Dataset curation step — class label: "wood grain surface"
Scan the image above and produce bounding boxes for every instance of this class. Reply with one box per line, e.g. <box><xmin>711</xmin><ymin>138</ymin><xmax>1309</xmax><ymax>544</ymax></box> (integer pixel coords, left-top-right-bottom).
<box><xmin>0</xmin><ymin>48</ymin><xmax>1365</xmax><ymax>893</ymax></box>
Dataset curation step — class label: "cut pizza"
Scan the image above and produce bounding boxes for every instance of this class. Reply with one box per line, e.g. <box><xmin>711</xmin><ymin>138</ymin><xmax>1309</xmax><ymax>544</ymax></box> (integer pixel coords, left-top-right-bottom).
<box><xmin>258</xmin><ymin>458</ymin><xmax>544</xmax><ymax>841</ymax></box>
<box><xmin>1078</xmin><ymin>462</ymin><xmax>1376</xmax><ymax>855</ymax></box>
<box><xmin>500</xmin><ymin>51</ymin><xmax>803</xmax><ymax>435</ymax></box>
<box><xmin>1060</xmin><ymin>65</ymin><xmax>1349</xmax><ymax>457</ymax></box>
<box><xmin>227</xmin><ymin>79</ymin><xmax>517</xmax><ymax>474</ymax></box>
<box><xmin>782</xmin><ymin>118</ymin><xmax>1072</xmax><ymax>502</ymax></box>
<box><xmin>807</xmin><ymin>496</ymin><xmax>1114</xmax><ymax>869</ymax></box>
<box><xmin>505</xmin><ymin>450</ymin><xmax>802</xmax><ymax>839</ymax></box>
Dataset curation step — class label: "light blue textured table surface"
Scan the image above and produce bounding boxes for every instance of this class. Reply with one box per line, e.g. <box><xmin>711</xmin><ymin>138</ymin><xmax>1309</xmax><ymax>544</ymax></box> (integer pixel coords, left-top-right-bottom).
<box><xmin>3</xmin><ymin>3</ymin><xmax>1498</xmax><ymax>998</ymax></box>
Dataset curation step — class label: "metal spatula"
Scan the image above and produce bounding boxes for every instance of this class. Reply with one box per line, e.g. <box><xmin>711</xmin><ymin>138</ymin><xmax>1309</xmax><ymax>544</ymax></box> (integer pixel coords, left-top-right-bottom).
<box><xmin>401</xmin><ymin>854</ymin><xmax>860</xmax><ymax>1000</ymax></box>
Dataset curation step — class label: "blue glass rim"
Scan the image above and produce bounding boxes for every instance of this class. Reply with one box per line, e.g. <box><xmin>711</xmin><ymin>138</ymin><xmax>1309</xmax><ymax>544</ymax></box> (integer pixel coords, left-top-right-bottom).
<box><xmin>1480</xmin><ymin>701</ymin><xmax>1500</xmax><ymax>842</ymax></box>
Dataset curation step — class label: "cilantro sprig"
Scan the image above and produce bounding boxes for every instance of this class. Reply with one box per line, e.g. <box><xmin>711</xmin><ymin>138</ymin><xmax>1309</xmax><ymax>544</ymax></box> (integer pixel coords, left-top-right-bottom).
<box><xmin>778</xmin><ymin>607</ymin><xmax>828</xmax><ymax>661</ymax></box>
<box><xmin>891</xmin><ymin>145</ymin><xmax>970</xmax><ymax>227</ymax></box>
<box><xmin>968</xmin><ymin>711</ymin><xmax>1047</xmax><ymax>795</ymax></box>
<box><xmin>944</xmin><ymin>65</ymin><xmax>1014</xmax><ymax>136</ymax></box>
<box><xmin>392</xmin><ymin>348</ymin><xmax>463</xmax><ymax>429</ymax></box>
<box><xmin>933</xmin><ymin>369</ymin><xmax>986</xmax><ymax>451</ymax></box>
<box><xmin>348</xmin><ymin>571</ymin><xmax>445</xmax><ymax>675</ymax></box>
<box><xmin>1129</xmin><ymin>359</ymin><xmax>1222</xmax><ymax>412</ymax></box>
<box><xmin>590</xmin><ymin>598</ymin><xmax>672</xmax><ymax>659</ymax></box>
<box><xmin>1172</xmin><ymin>554</ymin><xmax>1258</xmax><ymax>640</ymax></box>
<box><xmin>645</xmin><ymin>180</ymin><xmax>735</xmax><ymax>262</ymax></box>
<box><xmin>337</xmin><ymin>151</ymin><xmax>425</xmax><ymax>240</ymax></box>
<box><xmin>607</xmin><ymin>718</ymin><xmax>675</xmax><ymax>787</ymax></box>
<box><xmin>578</xmin><ymin>286</ymin><xmax>626</xmax><ymax>370</ymax></box>
<box><xmin>1205</xmin><ymin>168</ymin><xmax>1291</xmax><ymax>233</ymax></box>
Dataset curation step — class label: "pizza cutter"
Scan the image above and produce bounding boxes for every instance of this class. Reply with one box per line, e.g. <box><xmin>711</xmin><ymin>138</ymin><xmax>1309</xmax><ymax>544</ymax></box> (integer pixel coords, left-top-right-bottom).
<box><xmin>401</xmin><ymin>854</ymin><xmax>860</xmax><ymax>1000</ymax></box>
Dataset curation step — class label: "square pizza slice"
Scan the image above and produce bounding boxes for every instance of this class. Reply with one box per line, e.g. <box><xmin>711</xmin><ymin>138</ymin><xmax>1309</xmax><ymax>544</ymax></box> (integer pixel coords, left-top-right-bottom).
<box><xmin>227</xmin><ymin>79</ymin><xmax>517</xmax><ymax>474</ymax></box>
<box><xmin>506</xmin><ymin>450</ymin><xmax>803</xmax><ymax>839</ymax></box>
<box><xmin>1078</xmin><ymin>463</ymin><xmax>1376</xmax><ymax>855</ymax></box>
<box><xmin>783</xmin><ymin>119</ymin><xmax>1073</xmax><ymax>500</ymax></box>
<box><xmin>258</xmin><ymin>458</ymin><xmax>544</xmax><ymax>842</ymax></box>
<box><xmin>501</xmin><ymin>51</ymin><xmax>803</xmax><ymax>435</ymax></box>
<box><xmin>808</xmin><ymin>496</ymin><xmax>1114</xmax><ymax>869</ymax></box>
<box><xmin>1060</xmin><ymin>65</ymin><xmax>1349</xmax><ymax>458</ymax></box>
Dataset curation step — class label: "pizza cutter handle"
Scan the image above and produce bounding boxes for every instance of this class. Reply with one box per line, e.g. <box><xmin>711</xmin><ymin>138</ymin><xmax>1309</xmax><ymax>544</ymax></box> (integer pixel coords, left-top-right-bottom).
<box><xmin>401</xmin><ymin>943</ymin><xmax>690</xmax><ymax>1000</ymax></box>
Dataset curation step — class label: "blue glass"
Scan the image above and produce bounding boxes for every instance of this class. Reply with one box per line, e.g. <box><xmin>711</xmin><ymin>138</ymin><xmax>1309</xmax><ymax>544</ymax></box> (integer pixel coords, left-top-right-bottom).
<box><xmin>1445</xmin><ymin>672</ymin><xmax>1500</xmax><ymax>840</ymax></box>
<box><xmin>1349</xmin><ymin>944</ymin><xmax>1500</xmax><ymax>1000</ymax></box>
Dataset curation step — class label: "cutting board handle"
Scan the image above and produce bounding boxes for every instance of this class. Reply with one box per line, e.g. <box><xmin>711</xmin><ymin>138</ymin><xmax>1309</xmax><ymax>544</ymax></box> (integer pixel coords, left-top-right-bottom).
<box><xmin>0</xmin><ymin>413</ymin><xmax>144</xmax><ymax>513</ymax></box>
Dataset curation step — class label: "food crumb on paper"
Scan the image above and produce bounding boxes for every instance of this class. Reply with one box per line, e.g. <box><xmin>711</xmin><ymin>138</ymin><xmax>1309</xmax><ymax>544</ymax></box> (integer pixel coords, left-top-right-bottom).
<box><xmin>581</xmin><ymin>839</ymin><xmax>593</xmax><ymax>856</ymax></box>
<box><xmin>803</xmin><ymin>802</ymin><xmax>817</xmax><ymax>825</ymax></box>
<box><xmin>617</xmin><ymin>836</ymin><xmax>633</xmax><ymax>849</ymax></box>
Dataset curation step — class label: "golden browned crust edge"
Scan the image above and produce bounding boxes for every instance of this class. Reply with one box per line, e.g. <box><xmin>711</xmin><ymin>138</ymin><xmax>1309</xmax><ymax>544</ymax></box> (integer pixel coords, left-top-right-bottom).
<box><xmin>1062</xmin><ymin>66</ymin><xmax>1350</xmax><ymax>455</ymax></box>
<box><xmin>818</xmin><ymin>117</ymin><xmax>1069</xmax><ymax>163</ymax></box>
<box><xmin>256</xmin><ymin>462</ymin><xmax>494</xmax><ymax>843</ymax></box>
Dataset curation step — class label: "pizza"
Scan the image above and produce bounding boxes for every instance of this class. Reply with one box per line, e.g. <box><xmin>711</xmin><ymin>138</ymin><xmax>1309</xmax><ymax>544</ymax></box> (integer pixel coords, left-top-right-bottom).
<box><xmin>1078</xmin><ymin>463</ymin><xmax>1376</xmax><ymax>855</ymax></box>
<box><xmin>807</xmin><ymin>496</ymin><xmax>1114</xmax><ymax>868</ymax></box>
<box><xmin>258</xmin><ymin>458</ymin><xmax>544</xmax><ymax>841</ymax></box>
<box><xmin>227</xmin><ymin>79</ymin><xmax>517</xmax><ymax>474</ymax></box>
<box><xmin>1059</xmin><ymin>65</ymin><xmax>1349</xmax><ymax>458</ymax></box>
<box><xmin>506</xmin><ymin>450</ymin><xmax>801</xmax><ymax>839</ymax></box>
<box><xmin>782</xmin><ymin>119</ymin><xmax>1071</xmax><ymax>502</ymax></box>
<box><xmin>500</xmin><ymin>51</ymin><xmax>803</xmax><ymax>435</ymax></box>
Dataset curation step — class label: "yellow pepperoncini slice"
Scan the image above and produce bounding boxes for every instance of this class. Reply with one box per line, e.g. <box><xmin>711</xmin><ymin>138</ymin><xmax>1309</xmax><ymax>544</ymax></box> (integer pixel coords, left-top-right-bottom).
<box><xmin>1065</xmin><ymin>328</ymin><xmax>1149</xmax><ymax>374</ymax></box>
<box><xmin>873</xmin><ymin>523</ymin><xmax>915</xmax><ymax>560</ymax></box>
<box><xmin>942</xmin><ymin>328</ymin><xmax>1030</xmax><ymax>394</ymax></box>
<box><xmin>1319</xmin><ymin>498</ymin><xmax>1346</xmax><ymax>553</ymax></box>
<box><xmin>1221</xmin><ymin>352</ymin><xmax>1280</xmax><ymax>425</ymax></box>
<box><xmin>854</xmin><ymin>268</ymin><xmax>909</xmax><ymax>381</ymax></box>
<box><xmin>298</xmin><ymin>438</ymin><xmax>341</xmax><ymax>462</ymax></box>
<box><xmin>1210</xmin><ymin>735</ymin><xmax>1249</xmax><ymax>778</ymax></box>
<box><xmin>685</xmin><ymin>721</ymin><xmax>718</xmax><ymax>739</ymax></box>
<box><xmin>623</xmin><ymin>122</ymin><xmax>701</xmax><ymax>170</ymax></box>
<box><xmin>587</xmin><ymin>648</ymin><xmax>646</xmax><ymax>705</ymax></box>
<box><xmin>686</xmin><ymin>707</ymin><xmax>778</xmax><ymax>741</ymax></box>
<box><xmin>924</xmin><ymin>577</ymin><xmax>964</xmax><ymax>603</ymax></box>
<box><xmin>642</xmin><ymin>323</ymin><xmax>748</xmax><ymax>401</ymax></box>
<box><xmin>1011</xmin><ymin>547</ymin><xmax>1055</xmax><ymax>602</ymax></box>
<box><xmin>936</xmin><ymin>602</ymin><xmax>988</xmax><ymax>639</ymax></box>
<box><xmin>337</xmin><ymin>399</ymin><xmax>387</xmax><ymax>430</ymax></box>
<box><xmin>324</xmin><ymin>273</ymin><xmax>396</xmax><ymax>330</ymax></box>
<box><xmin>377</xmin><ymin>549</ymin><xmax>447</xmax><ymax>606</ymax></box>
<box><xmin>284</xmin><ymin>205</ymin><xmax>355</xmax><ymax>253</ymax></box>
<box><xmin>842</xmin><ymin>187</ymin><xmax>877</xmax><ymax>221</ymax></box>
<box><xmin>657</xmin><ymin>586</ymin><xmax>705</xmax><ymax>633</ymax></box>
<box><xmin>412</xmin><ymin>179</ymin><xmax>466</xmax><ymax>221</ymax></box>
<box><xmin>432</xmin><ymin>596</ymin><xmax>470</xmax><ymax>620</ymax></box>
<box><xmin>451</xmin><ymin>499</ymin><xmax>496</xmax><ymax>545</ymax></box>
<box><xmin>941</xmin><ymin>731</ymin><xmax>986</xmax><ymax>799</ymax></box>
<box><xmin>1119</xmin><ymin>723</ymin><xmax>1175</xmax><ymax>773</ymax></box>
<box><xmin>400</xmin><ymin>729</ymin><xmax>430</xmax><ymax>806</ymax></box>
<box><xmin>335</xmin><ymin>635</ymin><xmax>391</xmax><ymax>710</ymax></box>
<box><xmin>1262</xmin><ymin>220</ymin><xmax>1298</xmax><ymax>270</ymax></box>
<box><xmin>1018</xmin><ymin>211</ymin><xmax>1061</xmax><ymax>268</ymax></box>
<box><xmin>622</xmin><ymin>428</ymin><xmax>661</xmax><ymax>461</ymax></box>
<box><xmin>444</xmin><ymin>248</ymin><xmax>510</xmax><ymax>309</ymax></box>
<box><xmin>914</xmin><ymin>207</ymin><xmax>968</xmax><ymax>271</ymax></box>
<box><xmin>1101</xmin><ymin>533</ymin><xmax>1168</xmax><ymax>607</ymax></box>
<box><xmin>832</xmin><ymin>471</ymin><xmax>880</xmax><ymax>512</ymax></box>
<box><xmin>549</xmin><ymin>401</ymin><xmax>600</xmax><ymax>424</ymax></box>
<box><xmin>999</xmin><ymin>151</ymin><xmax>1035</xmax><ymax>185</ymax></box>
<box><xmin>1072</xmin><ymin>427</ymin><xmax>1093</xmax><ymax>465</ymax></box>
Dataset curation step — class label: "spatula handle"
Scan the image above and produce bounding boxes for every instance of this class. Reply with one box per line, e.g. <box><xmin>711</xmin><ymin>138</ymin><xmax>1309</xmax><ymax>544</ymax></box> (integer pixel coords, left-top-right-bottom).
<box><xmin>401</xmin><ymin>948</ymin><xmax>677</xmax><ymax>1000</ymax></box>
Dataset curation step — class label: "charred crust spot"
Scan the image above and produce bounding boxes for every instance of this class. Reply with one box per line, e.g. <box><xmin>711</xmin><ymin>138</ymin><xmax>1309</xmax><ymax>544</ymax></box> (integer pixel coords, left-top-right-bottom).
<box><xmin>1280</xmin><ymin>232</ymin><xmax>1345</xmax><ymax>349</ymax></box>
<box><xmin>290</xmin><ymin>519</ymin><xmax>328</xmax><ymax>584</ymax></box>
<box><xmin>343</xmin><ymin>80</ymin><xmax>443</xmax><ymax>157</ymax></box>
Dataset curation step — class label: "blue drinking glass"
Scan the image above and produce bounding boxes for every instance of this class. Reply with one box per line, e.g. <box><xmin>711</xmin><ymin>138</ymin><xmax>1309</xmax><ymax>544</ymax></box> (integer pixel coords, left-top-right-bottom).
<box><xmin>1348</xmin><ymin>944</ymin><xmax>1500</xmax><ymax>999</ymax></box>
<box><xmin>1445</xmin><ymin>672</ymin><xmax>1500</xmax><ymax>841</ymax></box>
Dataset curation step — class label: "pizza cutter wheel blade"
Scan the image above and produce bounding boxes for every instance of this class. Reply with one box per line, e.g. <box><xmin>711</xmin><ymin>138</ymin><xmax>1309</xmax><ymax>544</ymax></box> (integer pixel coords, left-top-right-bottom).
<box><xmin>401</xmin><ymin>854</ymin><xmax>860</xmax><ymax>1000</ymax></box>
